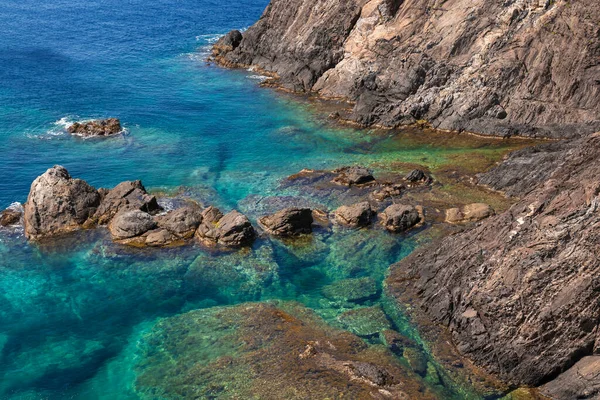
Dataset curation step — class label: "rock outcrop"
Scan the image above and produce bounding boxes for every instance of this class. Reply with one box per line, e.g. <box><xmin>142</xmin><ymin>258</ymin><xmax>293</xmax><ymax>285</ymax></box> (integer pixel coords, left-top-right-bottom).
<box><xmin>387</xmin><ymin>133</ymin><xmax>600</xmax><ymax>386</ymax></box>
<box><xmin>23</xmin><ymin>166</ymin><xmax>101</xmax><ymax>239</ymax></box>
<box><xmin>67</xmin><ymin>118</ymin><xmax>122</xmax><ymax>137</ymax></box>
<box><xmin>214</xmin><ymin>0</ymin><xmax>599</xmax><ymax>138</ymax></box>
<box><xmin>258</xmin><ymin>207</ymin><xmax>313</xmax><ymax>237</ymax></box>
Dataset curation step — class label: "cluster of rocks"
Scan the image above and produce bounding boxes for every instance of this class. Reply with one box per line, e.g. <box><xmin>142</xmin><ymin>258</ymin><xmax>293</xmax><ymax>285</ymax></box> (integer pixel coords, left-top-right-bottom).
<box><xmin>10</xmin><ymin>164</ymin><xmax>497</xmax><ymax>248</ymax></box>
<box><xmin>66</xmin><ymin>118</ymin><xmax>122</xmax><ymax>137</ymax></box>
<box><xmin>21</xmin><ymin>166</ymin><xmax>257</xmax><ymax>248</ymax></box>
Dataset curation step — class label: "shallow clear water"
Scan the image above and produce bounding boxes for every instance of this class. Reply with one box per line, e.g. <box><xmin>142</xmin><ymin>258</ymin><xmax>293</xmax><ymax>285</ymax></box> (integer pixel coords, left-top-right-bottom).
<box><xmin>0</xmin><ymin>1</ymin><xmax>530</xmax><ymax>398</ymax></box>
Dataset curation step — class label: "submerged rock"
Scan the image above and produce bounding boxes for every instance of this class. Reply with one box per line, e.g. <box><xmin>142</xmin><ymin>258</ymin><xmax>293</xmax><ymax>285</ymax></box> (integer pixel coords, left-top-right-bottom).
<box><xmin>332</xmin><ymin>166</ymin><xmax>375</xmax><ymax>186</ymax></box>
<box><xmin>370</xmin><ymin>183</ymin><xmax>404</xmax><ymax>202</ymax></box>
<box><xmin>380</xmin><ymin>204</ymin><xmax>421</xmax><ymax>232</ymax></box>
<box><xmin>258</xmin><ymin>207</ymin><xmax>313</xmax><ymax>237</ymax></box>
<box><xmin>196</xmin><ymin>206</ymin><xmax>256</xmax><ymax>247</ymax></box>
<box><xmin>445</xmin><ymin>203</ymin><xmax>494</xmax><ymax>224</ymax></box>
<box><xmin>135</xmin><ymin>302</ymin><xmax>424</xmax><ymax>399</ymax></box>
<box><xmin>321</xmin><ymin>277</ymin><xmax>378</xmax><ymax>303</ymax></box>
<box><xmin>23</xmin><ymin>166</ymin><xmax>101</xmax><ymax>239</ymax></box>
<box><xmin>334</xmin><ymin>201</ymin><xmax>375</xmax><ymax>227</ymax></box>
<box><xmin>337</xmin><ymin>305</ymin><xmax>392</xmax><ymax>337</ymax></box>
<box><xmin>67</xmin><ymin>118</ymin><xmax>122</xmax><ymax>137</ymax></box>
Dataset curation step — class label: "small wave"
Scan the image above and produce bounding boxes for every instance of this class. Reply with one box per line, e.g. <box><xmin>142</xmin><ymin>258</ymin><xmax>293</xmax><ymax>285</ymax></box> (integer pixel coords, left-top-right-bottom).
<box><xmin>6</xmin><ymin>202</ymin><xmax>23</xmax><ymax>213</ymax></box>
<box><xmin>247</xmin><ymin>74</ymin><xmax>269</xmax><ymax>82</ymax></box>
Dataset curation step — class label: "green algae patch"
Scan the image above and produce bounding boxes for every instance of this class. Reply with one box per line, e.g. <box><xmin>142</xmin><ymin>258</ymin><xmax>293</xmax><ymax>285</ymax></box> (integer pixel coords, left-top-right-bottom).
<box><xmin>134</xmin><ymin>301</ymin><xmax>440</xmax><ymax>399</ymax></box>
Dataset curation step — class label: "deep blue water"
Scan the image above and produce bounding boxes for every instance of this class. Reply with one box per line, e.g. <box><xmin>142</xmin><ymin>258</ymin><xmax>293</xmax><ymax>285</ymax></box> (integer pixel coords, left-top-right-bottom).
<box><xmin>0</xmin><ymin>1</ymin><xmax>526</xmax><ymax>398</ymax></box>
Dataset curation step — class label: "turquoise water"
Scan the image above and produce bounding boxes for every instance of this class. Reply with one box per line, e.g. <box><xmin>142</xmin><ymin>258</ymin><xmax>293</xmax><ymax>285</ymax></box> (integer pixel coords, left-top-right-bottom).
<box><xmin>0</xmin><ymin>1</ymin><xmax>527</xmax><ymax>398</ymax></box>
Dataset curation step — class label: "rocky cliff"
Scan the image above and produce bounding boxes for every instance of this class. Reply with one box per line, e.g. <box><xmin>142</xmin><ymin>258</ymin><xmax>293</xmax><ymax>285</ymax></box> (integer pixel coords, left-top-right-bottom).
<box><xmin>214</xmin><ymin>0</ymin><xmax>599</xmax><ymax>138</ymax></box>
<box><xmin>387</xmin><ymin>133</ymin><xmax>600</xmax><ymax>390</ymax></box>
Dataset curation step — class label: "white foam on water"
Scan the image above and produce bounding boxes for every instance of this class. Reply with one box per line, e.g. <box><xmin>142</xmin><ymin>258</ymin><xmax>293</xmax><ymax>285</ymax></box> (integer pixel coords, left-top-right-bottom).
<box><xmin>247</xmin><ymin>74</ymin><xmax>268</xmax><ymax>82</ymax></box>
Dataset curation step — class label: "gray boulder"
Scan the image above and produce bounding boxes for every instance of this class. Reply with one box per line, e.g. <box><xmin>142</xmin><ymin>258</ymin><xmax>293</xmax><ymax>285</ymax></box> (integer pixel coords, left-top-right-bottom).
<box><xmin>24</xmin><ymin>166</ymin><xmax>100</xmax><ymax>239</ymax></box>
<box><xmin>109</xmin><ymin>210</ymin><xmax>156</xmax><ymax>240</ymax></box>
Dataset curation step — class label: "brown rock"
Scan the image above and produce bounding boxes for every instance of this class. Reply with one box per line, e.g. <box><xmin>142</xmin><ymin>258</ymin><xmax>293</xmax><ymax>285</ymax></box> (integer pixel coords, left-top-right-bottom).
<box><xmin>334</xmin><ymin>202</ymin><xmax>375</xmax><ymax>227</ymax></box>
<box><xmin>380</xmin><ymin>204</ymin><xmax>421</xmax><ymax>232</ymax></box>
<box><xmin>0</xmin><ymin>208</ymin><xmax>21</xmax><ymax>227</ymax></box>
<box><xmin>196</xmin><ymin>207</ymin><xmax>256</xmax><ymax>247</ymax></box>
<box><xmin>66</xmin><ymin>118</ymin><xmax>122</xmax><ymax>137</ymax></box>
<box><xmin>23</xmin><ymin>166</ymin><xmax>100</xmax><ymax>239</ymax></box>
<box><xmin>258</xmin><ymin>208</ymin><xmax>313</xmax><ymax>237</ymax></box>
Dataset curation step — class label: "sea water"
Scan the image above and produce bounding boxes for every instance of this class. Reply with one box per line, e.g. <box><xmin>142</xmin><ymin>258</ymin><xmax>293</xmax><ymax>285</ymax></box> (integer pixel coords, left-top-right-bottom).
<box><xmin>0</xmin><ymin>0</ymin><xmax>530</xmax><ymax>398</ymax></box>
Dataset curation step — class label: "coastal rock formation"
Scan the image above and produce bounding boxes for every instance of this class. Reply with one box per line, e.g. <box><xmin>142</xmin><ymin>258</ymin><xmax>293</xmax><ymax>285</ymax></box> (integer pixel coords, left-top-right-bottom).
<box><xmin>387</xmin><ymin>133</ymin><xmax>600</xmax><ymax>386</ymax></box>
<box><xmin>214</xmin><ymin>0</ymin><xmax>599</xmax><ymax>138</ymax></box>
<box><xmin>258</xmin><ymin>207</ymin><xmax>313</xmax><ymax>237</ymax></box>
<box><xmin>196</xmin><ymin>206</ymin><xmax>256</xmax><ymax>247</ymax></box>
<box><xmin>380</xmin><ymin>204</ymin><xmax>421</xmax><ymax>232</ymax></box>
<box><xmin>334</xmin><ymin>201</ymin><xmax>375</xmax><ymax>227</ymax></box>
<box><xmin>445</xmin><ymin>203</ymin><xmax>494</xmax><ymax>224</ymax></box>
<box><xmin>370</xmin><ymin>183</ymin><xmax>404</xmax><ymax>202</ymax></box>
<box><xmin>67</xmin><ymin>118</ymin><xmax>122</xmax><ymax>137</ymax></box>
<box><xmin>135</xmin><ymin>302</ymin><xmax>431</xmax><ymax>399</ymax></box>
<box><xmin>23</xmin><ymin>166</ymin><xmax>101</xmax><ymax>239</ymax></box>
<box><xmin>154</xmin><ymin>204</ymin><xmax>202</xmax><ymax>240</ymax></box>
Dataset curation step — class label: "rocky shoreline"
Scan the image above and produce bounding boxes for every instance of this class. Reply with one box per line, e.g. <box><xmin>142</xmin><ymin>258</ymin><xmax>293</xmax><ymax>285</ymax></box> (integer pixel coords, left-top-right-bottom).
<box><xmin>206</xmin><ymin>0</ymin><xmax>600</xmax><ymax>397</ymax></box>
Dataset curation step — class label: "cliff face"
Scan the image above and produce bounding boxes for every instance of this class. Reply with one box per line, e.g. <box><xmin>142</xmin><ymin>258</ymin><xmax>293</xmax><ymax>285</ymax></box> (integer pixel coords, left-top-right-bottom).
<box><xmin>215</xmin><ymin>0</ymin><xmax>599</xmax><ymax>138</ymax></box>
<box><xmin>387</xmin><ymin>133</ymin><xmax>600</xmax><ymax>387</ymax></box>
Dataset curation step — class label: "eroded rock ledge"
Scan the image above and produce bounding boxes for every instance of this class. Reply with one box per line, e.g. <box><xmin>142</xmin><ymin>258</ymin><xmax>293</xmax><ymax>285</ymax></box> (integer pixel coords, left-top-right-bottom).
<box><xmin>213</xmin><ymin>0</ymin><xmax>599</xmax><ymax>139</ymax></box>
<box><xmin>387</xmin><ymin>133</ymin><xmax>600</xmax><ymax>389</ymax></box>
